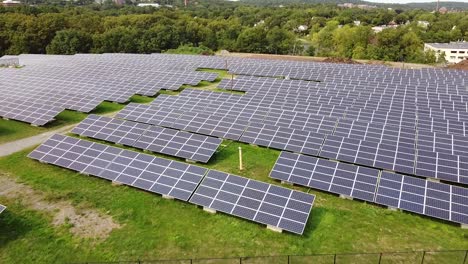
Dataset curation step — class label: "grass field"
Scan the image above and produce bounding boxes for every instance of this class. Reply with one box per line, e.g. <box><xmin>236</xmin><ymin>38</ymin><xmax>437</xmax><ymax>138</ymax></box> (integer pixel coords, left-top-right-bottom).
<box><xmin>0</xmin><ymin>140</ymin><xmax>467</xmax><ymax>263</ymax></box>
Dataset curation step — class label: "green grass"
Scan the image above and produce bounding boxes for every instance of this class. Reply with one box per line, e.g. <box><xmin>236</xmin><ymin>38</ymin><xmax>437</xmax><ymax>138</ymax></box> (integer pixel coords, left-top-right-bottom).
<box><xmin>0</xmin><ymin>142</ymin><xmax>467</xmax><ymax>263</ymax></box>
<box><xmin>180</xmin><ymin>69</ymin><xmax>243</xmax><ymax>95</ymax></box>
<box><xmin>0</xmin><ymin>108</ymin><xmax>92</xmax><ymax>145</ymax></box>
<box><xmin>128</xmin><ymin>95</ymin><xmax>155</xmax><ymax>104</ymax></box>
<box><xmin>196</xmin><ymin>68</ymin><xmax>232</xmax><ymax>80</ymax></box>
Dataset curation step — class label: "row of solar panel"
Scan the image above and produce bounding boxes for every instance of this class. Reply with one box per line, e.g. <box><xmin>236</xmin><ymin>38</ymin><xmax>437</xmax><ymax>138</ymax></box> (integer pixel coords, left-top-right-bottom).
<box><xmin>216</xmin><ymin>77</ymin><xmax>468</xmax><ymax>114</ymax></box>
<box><xmin>218</xmin><ymin>75</ymin><xmax>465</xmax><ymax>92</ymax></box>
<box><xmin>270</xmin><ymin>151</ymin><xmax>468</xmax><ymax>225</ymax></box>
<box><xmin>228</xmin><ymin>66</ymin><xmax>467</xmax><ymax>85</ymax></box>
<box><xmin>72</xmin><ymin>115</ymin><xmax>222</xmax><ymax>163</ymax></box>
<box><xmin>117</xmin><ymin>102</ymin><xmax>468</xmax><ymax>184</ymax></box>
<box><xmin>9</xmin><ymin>54</ymin><xmax>466</xmax><ymax>87</ymax></box>
<box><xmin>0</xmin><ymin>58</ymin><xmax>219</xmax><ymax>125</ymax></box>
<box><xmin>28</xmin><ymin>134</ymin><xmax>315</xmax><ymax>235</ymax></box>
<box><xmin>154</xmin><ymin>90</ymin><xmax>468</xmax><ymax>135</ymax></box>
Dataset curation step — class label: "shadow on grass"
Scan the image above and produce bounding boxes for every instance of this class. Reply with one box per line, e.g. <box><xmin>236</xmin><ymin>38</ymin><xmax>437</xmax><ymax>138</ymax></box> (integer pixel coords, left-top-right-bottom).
<box><xmin>0</xmin><ymin>209</ymin><xmax>34</xmax><ymax>248</ymax></box>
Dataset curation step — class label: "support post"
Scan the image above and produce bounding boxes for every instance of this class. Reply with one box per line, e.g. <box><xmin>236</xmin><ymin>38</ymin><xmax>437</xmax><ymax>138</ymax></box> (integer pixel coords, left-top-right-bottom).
<box><xmin>463</xmin><ymin>250</ymin><xmax>468</xmax><ymax>264</ymax></box>
<box><xmin>420</xmin><ymin>251</ymin><xmax>426</xmax><ymax>264</ymax></box>
<box><xmin>239</xmin><ymin>146</ymin><xmax>243</xmax><ymax>171</ymax></box>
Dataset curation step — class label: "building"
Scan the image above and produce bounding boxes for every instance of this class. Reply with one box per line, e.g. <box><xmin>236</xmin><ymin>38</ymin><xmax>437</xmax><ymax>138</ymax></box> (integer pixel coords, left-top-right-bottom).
<box><xmin>417</xmin><ymin>21</ymin><xmax>430</xmax><ymax>28</ymax></box>
<box><xmin>338</xmin><ymin>3</ymin><xmax>377</xmax><ymax>9</ymax></box>
<box><xmin>424</xmin><ymin>42</ymin><xmax>468</xmax><ymax>64</ymax></box>
<box><xmin>296</xmin><ymin>25</ymin><xmax>308</xmax><ymax>32</ymax></box>
<box><xmin>2</xmin><ymin>0</ymin><xmax>21</xmax><ymax>6</ymax></box>
<box><xmin>137</xmin><ymin>3</ymin><xmax>160</xmax><ymax>7</ymax></box>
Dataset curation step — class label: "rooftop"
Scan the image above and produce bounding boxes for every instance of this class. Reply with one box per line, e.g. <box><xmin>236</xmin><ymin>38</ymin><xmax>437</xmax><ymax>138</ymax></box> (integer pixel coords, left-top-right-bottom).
<box><xmin>426</xmin><ymin>42</ymin><xmax>468</xmax><ymax>49</ymax></box>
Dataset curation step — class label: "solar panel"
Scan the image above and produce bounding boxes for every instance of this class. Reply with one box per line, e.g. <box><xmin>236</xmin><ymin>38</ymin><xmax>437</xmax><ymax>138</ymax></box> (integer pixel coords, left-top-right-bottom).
<box><xmin>375</xmin><ymin>172</ymin><xmax>468</xmax><ymax>224</ymax></box>
<box><xmin>71</xmin><ymin>115</ymin><xmax>150</xmax><ymax>146</ymax></box>
<box><xmin>239</xmin><ymin>123</ymin><xmax>325</xmax><ymax>155</ymax></box>
<box><xmin>0</xmin><ymin>204</ymin><xmax>6</xmax><ymax>214</ymax></box>
<box><xmin>134</xmin><ymin>125</ymin><xmax>222</xmax><ymax>163</ymax></box>
<box><xmin>28</xmin><ymin>134</ymin><xmax>208</xmax><ymax>201</ymax></box>
<box><xmin>72</xmin><ymin>115</ymin><xmax>222</xmax><ymax>163</ymax></box>
<box><xmin>0</xmin><ymin>98</ymin><xmax>64</xmax><ymax>126</ymax></box>
<box><xmin>416</xmin><ymin>129</ymin><xmax>468</xmax><ymax>157</ymax></box>
<box><xmin>171</xmin><ymin>112</ymin><xmax>249</xmax><ymax>140</ymax></box>
<box><xmin>319</xmin><ymin>135</ymin><xmax>415</xmax><ymax>175</ymax></box>
<box><xmin>116</xmin><ymin>104</ymin><xmax>185</xmax><ymax>127</ymax></box>
<box><xmin>270</xmin><ymin>152</ymin><xmax>379</xmax><ymax>202</ymax></box>
<box><xmin>189</xmin><ymin>170</ymin><xmax>315</xmax><ymax>235</ymax></box>
<box><xmin>415</xmin><ymin>150</ymin><xmax>468</xmax><ymax>184</ymax></box>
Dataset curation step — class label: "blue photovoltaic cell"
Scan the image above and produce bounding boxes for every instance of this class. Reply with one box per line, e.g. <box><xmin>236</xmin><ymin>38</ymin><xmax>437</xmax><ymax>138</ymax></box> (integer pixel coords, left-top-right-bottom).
<box><xmin>190</xmin><ymin>170</ymin><xmax>315</xmax><ymax>235</ymax></box>
<box><xmin>375</xmin><ymin>171</ymin><xmax>468</xmax><ymax>224</ymax></box>
<box><xmin>270</xmin><ymin>151</ymin><xmax>379</xmax><ymax>202</ymax></box>
<box><xmin>28</xmin><ymin>134</ymin><xmax>208</xmax><ymax>201</ymax></box>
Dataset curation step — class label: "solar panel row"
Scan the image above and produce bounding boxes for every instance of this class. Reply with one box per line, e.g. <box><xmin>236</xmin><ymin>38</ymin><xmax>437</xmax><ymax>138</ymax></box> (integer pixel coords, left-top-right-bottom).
<box><xmin>270</xmin><ymin>152</ymin><xmax>468</xmax><ymax>225</ymax></box>
<box><xmin>71</xmin><ymin>115</ymin><xmax>222</xmax><ymax>163</ymax></box>
<box><xmin>0</xmin><ymin>54</ymin><xmax>220</xmax><ymax>125</ymax></box>
<box><xmin>28</xmin><ymin>134</ymin><xmax>315</xmax><ymax>235</ymax></box>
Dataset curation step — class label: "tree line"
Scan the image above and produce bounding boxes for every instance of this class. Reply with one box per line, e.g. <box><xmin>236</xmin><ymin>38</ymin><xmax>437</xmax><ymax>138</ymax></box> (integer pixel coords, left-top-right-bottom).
<box><xmin>0</xmin><ymin>1</ymin><xmax>467</xmax><ymax>63</ymax></box>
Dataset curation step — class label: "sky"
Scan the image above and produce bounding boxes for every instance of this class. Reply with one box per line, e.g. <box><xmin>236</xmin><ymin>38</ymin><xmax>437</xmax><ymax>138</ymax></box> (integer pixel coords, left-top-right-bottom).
<box><xmin>365</xmin><ymin>0</ymin><xmax>467</xmax><ymax>3</ymax></box>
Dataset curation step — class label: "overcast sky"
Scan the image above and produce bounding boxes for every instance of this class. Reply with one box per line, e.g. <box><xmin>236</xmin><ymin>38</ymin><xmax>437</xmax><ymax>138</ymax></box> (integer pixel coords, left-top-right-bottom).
<box><xmin>365</xmin><ymin>0</ymin><xmax>467</xmax><ymax>3</ymax></box>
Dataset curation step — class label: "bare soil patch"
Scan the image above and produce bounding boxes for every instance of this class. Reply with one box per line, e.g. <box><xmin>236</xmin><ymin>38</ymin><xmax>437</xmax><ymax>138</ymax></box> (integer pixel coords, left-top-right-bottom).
<box><xmin>446</xmin><ymin>59</ymin><xmax>468</xmax><ymax>70</ymax></box>
<box><xmin>0</xmin><ymin>174</ymin><xmax>120</xmax><ymax>239</ymax></box>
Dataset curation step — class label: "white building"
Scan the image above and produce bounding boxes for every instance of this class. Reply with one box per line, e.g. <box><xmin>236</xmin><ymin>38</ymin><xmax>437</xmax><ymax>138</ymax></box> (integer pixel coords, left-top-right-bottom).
<box><xmin>2</xmin><ymin>0</ymin><xmax>21</xmax><ymax>6</ymax></box>
<box><xmin>297</xmin><ymin>25</ymin><xmax>308</xmax><ymax>32</ymax></box>
<box><xmin>424</xmin><ymin>42</ymin><xmax>468</xmax><ymax>64</ymax></box>
<box><xmin>137</xmin><ymin>3</ymin><xmax>160</xmax><ymax>7</ymax></box>
<box><xmin>417</xmin><ymin>21</ymin><xmax>430</xmax><ymax>28</ymax></box>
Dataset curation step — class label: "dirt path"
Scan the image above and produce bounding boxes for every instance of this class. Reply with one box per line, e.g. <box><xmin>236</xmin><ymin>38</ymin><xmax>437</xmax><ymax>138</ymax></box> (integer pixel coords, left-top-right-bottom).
<box><xmin>0</xmin><ymin>112</ymin><xmax>117</xmax><ymax>158</ymax></box>
<box><xmin>0</xmin><ymin>174</ymin><xmax>121</xmax><ymax>239</ymax></box>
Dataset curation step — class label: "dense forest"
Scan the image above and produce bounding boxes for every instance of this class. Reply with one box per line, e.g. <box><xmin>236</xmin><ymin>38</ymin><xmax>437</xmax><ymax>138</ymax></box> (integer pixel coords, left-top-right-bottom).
<box><xmin>0</xmin><ymin>0</ymin><xmax>467</xmax><ymax>63</ymax></box>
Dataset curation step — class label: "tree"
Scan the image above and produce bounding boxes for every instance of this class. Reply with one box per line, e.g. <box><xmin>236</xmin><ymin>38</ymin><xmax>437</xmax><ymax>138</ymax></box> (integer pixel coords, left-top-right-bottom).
<box><xmin>93</xmin><ymin>26</ymin><xmax>140</xmax><ymax>53</ymax></box>
<box><xmin>311</xmin><ymin>20</ymin><xmax>339</xmax><ymax>57</ymax></box>
<box><xmin>266</xmin><ymin>27</ymin><xmax>296</xmax><ymax>54</ymax></box>
<box><xmin>236</xmin><ymin>26</ymin><xmax>268</xmax><ymax>53</ymax></box>
<box><xmin>46</xmin><ymin>29</ymin><xmax>92</xmax><ymax>54</ymax></box>
<box><xmin>138</xmin><ymin>24</ymin><xmax>180</xmax><ymax>53</ymax></box>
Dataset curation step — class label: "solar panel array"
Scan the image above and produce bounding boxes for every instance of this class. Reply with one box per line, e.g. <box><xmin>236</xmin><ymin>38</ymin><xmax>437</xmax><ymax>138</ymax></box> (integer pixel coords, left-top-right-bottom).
<box><xmin>112</xmin><ymin>55</ymin><xmax>467</xmax><ymax>226</ymax></box>
<box><xmin>29</xmin><ymin>134</ymin><xmax>315</xmax><ymax>234</ymax></box>
<box><xmin>0</xmin><ymin>54</ymin><xmax>219</xmax><ymax>125</ymax></box>
<box><xmin>14</xmin><ymin>53</ymin><xmax>468</xmax><ymax>227</ymax></box>
<box><xmin>271</xmin><ymin>152</ymin><xmax>468</xmax><ymax>225</ymax></box>
<box><xmin>71</xmin><ymin>115</ymin><xmax>222</xmax><ymax>163</ymax></box>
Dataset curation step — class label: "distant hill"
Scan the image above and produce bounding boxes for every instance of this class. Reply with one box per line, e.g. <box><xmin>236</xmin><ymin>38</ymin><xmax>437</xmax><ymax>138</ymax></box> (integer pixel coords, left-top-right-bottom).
<box><xmin>392</xmin><ymin>2</ymin><xmax>468</xmax><ymax>10</ymax></box>
<box><xmin>240</xmin><ymin>0</ymin><xmax>468</xmax><ymax>10</ymax></box>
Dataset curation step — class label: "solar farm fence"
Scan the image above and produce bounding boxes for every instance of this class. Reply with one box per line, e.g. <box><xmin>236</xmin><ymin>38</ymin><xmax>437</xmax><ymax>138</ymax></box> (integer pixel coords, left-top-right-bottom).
<box><xmin>74</xmin><ymin>249</ymin><xmax>468</xmax><ymax>264</ymax></box>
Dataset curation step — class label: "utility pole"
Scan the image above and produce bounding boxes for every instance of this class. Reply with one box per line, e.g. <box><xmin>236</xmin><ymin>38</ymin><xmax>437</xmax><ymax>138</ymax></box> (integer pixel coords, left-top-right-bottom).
<box><xmin>238</xmin><ymin>147</ymin><xmax>243</xmax><ymax>171</ymax></box>
<box><xmin>436</xmin><ymin>0</ymin><xmax>439</xmax><ymax>12</ymax></box>
<box><xmin>184</xmin><ymin>0</ymin><xmax>188</xmax><ymax>7</ymax></box>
